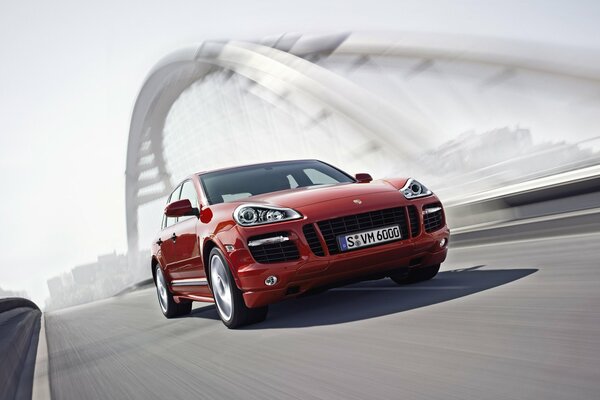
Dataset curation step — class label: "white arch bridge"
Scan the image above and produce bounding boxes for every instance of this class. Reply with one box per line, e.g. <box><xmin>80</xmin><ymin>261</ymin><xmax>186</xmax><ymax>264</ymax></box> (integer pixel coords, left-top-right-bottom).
<box><xmin>126</xmin><ymin>32</ymin><xmax>600</xmax><ymax>271</ymax></box>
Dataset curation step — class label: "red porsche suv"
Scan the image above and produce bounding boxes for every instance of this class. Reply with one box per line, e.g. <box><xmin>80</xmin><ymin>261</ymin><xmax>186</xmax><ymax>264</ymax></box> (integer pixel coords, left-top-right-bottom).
<box><xmin>152</xmin><ymin>160</ymin><xmax>449</xmax><ymax>328</ymax></box>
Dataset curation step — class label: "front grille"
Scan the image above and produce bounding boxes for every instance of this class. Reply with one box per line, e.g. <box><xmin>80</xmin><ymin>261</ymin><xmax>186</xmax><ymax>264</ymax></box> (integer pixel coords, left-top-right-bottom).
<box><xmin>247</xmin><ymin>233</ymin><xmax>300</xmax><ymax>263</ymax></box>
<box><xmin>303</xmin><ymin>224</ymin><xmax>325</xmax><ymax>256</ymax></box>
<box><xmin>408</xmin><ymin>205</ymin><xmax>421</xmax><ymax>237</ymax></box>
<box><xmin>423</xmin><ymin>204</ymin><xmax>444</xmax><ymax>232</ymax></box>
<box><xmin>317</xmin><ymin>207</ymin><xmax>409</xmax><ymax>254</ymax></box>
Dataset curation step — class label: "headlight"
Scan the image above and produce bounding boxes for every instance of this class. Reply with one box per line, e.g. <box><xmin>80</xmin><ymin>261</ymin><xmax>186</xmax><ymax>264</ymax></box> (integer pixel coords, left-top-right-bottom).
<box><xmin>233</xmin><ymin>204</ymin><xmax>302</xmax><ymax>226</ymax></box>
<box><xmin>400</xmin><ymin>178</ymin><xmax>432</xmax><ymax>199</ymax></box>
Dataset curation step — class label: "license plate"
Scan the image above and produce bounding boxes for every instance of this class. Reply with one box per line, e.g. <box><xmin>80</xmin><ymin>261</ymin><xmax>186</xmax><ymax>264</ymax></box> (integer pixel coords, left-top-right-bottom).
<box><xmin>337</xmin><ymin>225</ymin><xmax>401</xmax><ymax>251</ymax></box>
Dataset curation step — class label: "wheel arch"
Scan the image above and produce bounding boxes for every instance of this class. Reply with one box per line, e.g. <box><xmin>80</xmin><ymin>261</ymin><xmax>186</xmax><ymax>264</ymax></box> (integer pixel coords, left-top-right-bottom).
<box><xmin>151</xmin><ymin>256</ymin><xmax>159</xmax><ymax>283</ymax></box>
<box><xmin>202</xmin><ymin>239</ymin><xmax>217</xmax><ymax>288</ymax></box>
<box><xmin>202</xmin><ymin>237</ymin><xmax>242</xmax><ymax>289</ymax></box>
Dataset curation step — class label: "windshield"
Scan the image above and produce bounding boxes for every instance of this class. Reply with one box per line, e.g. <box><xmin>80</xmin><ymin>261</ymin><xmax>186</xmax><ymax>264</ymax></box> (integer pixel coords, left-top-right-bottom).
<box><xmin>200</xmin><ymin>160</ymin><xmax>355</xmax><ymax>204</ymax></box>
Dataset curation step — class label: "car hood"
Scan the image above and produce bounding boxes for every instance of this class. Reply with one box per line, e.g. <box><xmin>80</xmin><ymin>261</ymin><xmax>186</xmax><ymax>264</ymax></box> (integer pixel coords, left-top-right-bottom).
<box><xmin>240</xmin><ymin>181</ymin><xmax>400</xmax><ymax>209</ymax></box>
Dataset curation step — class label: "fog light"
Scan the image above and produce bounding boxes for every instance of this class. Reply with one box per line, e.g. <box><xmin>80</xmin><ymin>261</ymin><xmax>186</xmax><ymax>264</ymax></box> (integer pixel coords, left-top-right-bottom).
<box><xmin>439</xmin><ymin>238</ymin><xmax>447</xmax><ymax>248</ymax></box>
<box><xmin>265</xmin><ymin>276</ymin><xmax>278</xmax><ymax>286</ymax></box>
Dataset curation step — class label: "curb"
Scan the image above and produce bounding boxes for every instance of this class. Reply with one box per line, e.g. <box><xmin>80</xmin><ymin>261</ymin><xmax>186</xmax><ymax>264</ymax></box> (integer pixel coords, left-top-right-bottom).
<box><xmin>32</xmin><ymin>314</ymin><xmax>50</xmax><ymax>400</ymax></box>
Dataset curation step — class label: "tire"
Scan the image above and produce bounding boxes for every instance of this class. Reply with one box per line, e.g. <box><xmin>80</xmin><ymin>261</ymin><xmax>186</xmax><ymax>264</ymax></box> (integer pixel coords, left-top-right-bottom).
<box><xmin>390</xmin><ymin>264</ymin><xmax>440</xmax><ymax>285</ymax></box>
<box><xmin>155</xmin><ymin>265</ymin><xmax>192</xmax><ymax>318</ymax></box>
<box><xmin>208</xmin><ymin>248</ymin><xmax>268</xmax><ymax>329</ymax></box>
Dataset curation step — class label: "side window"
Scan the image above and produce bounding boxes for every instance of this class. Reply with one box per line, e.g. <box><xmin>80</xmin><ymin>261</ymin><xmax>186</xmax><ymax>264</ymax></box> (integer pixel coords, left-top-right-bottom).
<box><xmin>178</xmin><ymin>180</ymin><xmax>199</xmax><ymax>221</ymax></box>
<box><xmin>164</xmin><ymin>185</ymin><xmax>182</xmax><ymax>228</ymax></box>
<box><xmin>303</xmin><ymin>168</ymin><xmax>338</xmax><ymax>185</ymax></box>
<box><xmin>287</xmin><ymin>174</ymin><xmax>299</xmax><ymax>188</ymax></box>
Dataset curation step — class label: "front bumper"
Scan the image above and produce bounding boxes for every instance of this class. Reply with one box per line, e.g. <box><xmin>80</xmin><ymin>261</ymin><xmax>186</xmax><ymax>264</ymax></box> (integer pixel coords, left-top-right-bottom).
<box><xmin>217</xmin><ymin>194</ymin><xmax>450</xmax><ymax>308</ymax></box>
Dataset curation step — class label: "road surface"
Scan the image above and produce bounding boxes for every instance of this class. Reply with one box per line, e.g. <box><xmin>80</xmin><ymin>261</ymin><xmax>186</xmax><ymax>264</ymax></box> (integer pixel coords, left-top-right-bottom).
<box><xmin>46</xmin><ymin>233</ymin><xmax>600</xmax><ymax>399</ymax></box>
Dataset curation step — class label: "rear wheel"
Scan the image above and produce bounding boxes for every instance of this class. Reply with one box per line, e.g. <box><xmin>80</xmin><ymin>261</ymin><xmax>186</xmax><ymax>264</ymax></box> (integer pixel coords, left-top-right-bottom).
<box><xmin>390</xmin><ymin>264</ymin><xmax>440</xmax><ymax>285</ymax></box>
<box><xmin>209</xmin><ymin>248</ymin><xmax>268</xmax><ymax>329</ymax></box>
<box><xmin>155</xmin><ymin>266</ymin><xmax>192</xmax><ymax>318</ymax></box>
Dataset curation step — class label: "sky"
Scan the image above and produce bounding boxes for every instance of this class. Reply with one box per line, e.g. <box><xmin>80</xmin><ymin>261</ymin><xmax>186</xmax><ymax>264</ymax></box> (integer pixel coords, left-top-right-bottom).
<box><xmin>1</xmin><ymin>0</ymin><xmax>599</xmax><ymax>307</ymax></box>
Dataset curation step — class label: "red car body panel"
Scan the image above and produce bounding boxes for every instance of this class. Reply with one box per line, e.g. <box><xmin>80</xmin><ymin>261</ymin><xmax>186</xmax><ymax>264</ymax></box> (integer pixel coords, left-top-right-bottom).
<box><xmin>151</xmin><ymin>163</ymin><xmax>449</xmax><ymax>309</ymax></box>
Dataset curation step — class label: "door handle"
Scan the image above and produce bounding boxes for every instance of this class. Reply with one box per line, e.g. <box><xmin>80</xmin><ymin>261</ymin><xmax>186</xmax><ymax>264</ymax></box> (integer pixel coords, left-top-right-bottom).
<box><xmin>156</xmin><ymin>238</ymin><xmax>163</xmax><ymax>246</ymax></box>
<box><xmin>171</xmin><ymin>233</ymin><xmax>177</xmax><ymax>242</ymax></box>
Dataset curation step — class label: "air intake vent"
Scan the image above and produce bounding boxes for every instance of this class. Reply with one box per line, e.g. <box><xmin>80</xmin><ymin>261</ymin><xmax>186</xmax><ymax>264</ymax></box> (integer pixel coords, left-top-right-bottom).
<box><xmin>408</xmin><ymin>205</ymin><xmax>421</xmax><ymax>237</ymax></box>
<box><xmin>247</xmin><ymin>233</ymin><xmax>300</xmax><ymax>263</ymax></box>
<box><xmin>303</xmin><ymin>224</ymin><xmax>325</xmax><ymax>256</ymax></box>
<box><xmin>423</xmin><ymin>204</ymin><xmax>444</xmax><ymax>233</ymax></box>
<box><xmin>317</xmin><ymin>207</ymin><xmax>409</xmax><ymax>254</ymax></box>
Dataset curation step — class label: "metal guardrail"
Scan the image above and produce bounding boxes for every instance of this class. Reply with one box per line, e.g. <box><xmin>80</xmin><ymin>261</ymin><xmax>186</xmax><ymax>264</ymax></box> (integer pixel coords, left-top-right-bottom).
<box><xmin>446</xmin><ymin>165</ymin><xmax>600</xmax><ymax>245</ymax></box>
<box><xmin>446</xmin><ymin>163</ymin><xmax>600</xmax><ymax>207</ymax></box>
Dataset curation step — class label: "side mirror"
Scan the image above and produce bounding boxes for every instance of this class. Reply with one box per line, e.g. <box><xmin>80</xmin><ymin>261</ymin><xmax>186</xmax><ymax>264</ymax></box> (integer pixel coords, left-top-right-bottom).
<box><xmin>355</xmin><ymin>173</ymin><xmax>373</xmax><ymax>183</ymax></box>
<box><xmin>165</xmin><ymin>199</ymin><xmax>200</xmax><ymax>218</ymax></box>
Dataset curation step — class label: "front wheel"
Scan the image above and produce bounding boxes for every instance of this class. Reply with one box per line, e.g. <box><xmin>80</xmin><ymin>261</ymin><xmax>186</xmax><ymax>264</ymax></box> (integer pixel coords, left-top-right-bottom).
<box><xmin>155</xmin><ymin>266</ymin><xmax>192</xmax><ymax>318</ymax></box>
<box><xmin>390</xmin><ymin>264</ymin><xmax>440</xmax><ymax>284</ymax></box>
<box><xmin>209</xmin><ymin>248</ymin><xmax>268</xmax><ymax>329</ymax></box>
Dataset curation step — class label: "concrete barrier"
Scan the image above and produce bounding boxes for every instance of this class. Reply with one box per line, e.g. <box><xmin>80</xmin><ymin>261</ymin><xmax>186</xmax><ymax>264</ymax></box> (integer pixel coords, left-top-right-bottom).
<box><xmin>0</xmin><ymin>298</ymin><xmax>42</xmax><ymax>400</ymax></box>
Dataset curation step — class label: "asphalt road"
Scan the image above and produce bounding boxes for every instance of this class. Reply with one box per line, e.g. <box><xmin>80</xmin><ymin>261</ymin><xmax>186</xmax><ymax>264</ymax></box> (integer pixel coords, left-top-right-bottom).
<box><xmin>46</xmin><ymin>233</ymin><xmax>600</xmax><ymax>400</ymax></box>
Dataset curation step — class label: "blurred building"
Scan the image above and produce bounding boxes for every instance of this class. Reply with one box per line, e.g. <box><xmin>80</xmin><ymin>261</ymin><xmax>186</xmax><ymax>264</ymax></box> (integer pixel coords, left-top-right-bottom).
<box><xmin>0</xmin><ymin>286</ymin><xmax>29</xmax><ymax>299</ymax></box>
<box><xmin>46</xmin><ymin>276</ymin><xmax>66</xmax><ymax>299</ymax></box>
<box><xmin>72</xmin><ymin>262</ymin><xmax>97</xmax><ymax>286</ymax></box>
<box><xmin>419</xmin><ymin>127</ymin><xmax>598</xmax><ymax>195</ymax></box>
<box><xmin>45</xmin><ymin>251</ymin><xmax>142</xmax><ymax>311</ymax></box>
